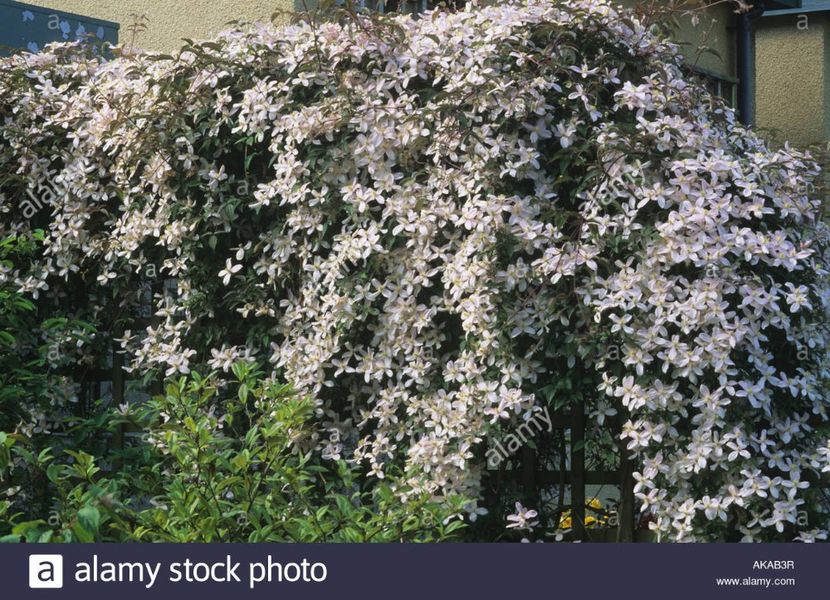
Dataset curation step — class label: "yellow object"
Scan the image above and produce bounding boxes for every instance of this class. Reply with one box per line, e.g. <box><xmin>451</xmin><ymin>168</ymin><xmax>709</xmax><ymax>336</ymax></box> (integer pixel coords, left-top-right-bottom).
<box><xmin>559</xmin><ymin>497</ymin><xmax>607</xmax><ymax>530</ymax></box>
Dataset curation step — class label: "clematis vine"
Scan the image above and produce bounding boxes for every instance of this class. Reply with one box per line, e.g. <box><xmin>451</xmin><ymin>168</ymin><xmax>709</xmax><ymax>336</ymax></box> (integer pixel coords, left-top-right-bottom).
<box><xmin>1</xmin><ymin>0</ymin><xmax>828</xmax><ymax>541</ymax></box>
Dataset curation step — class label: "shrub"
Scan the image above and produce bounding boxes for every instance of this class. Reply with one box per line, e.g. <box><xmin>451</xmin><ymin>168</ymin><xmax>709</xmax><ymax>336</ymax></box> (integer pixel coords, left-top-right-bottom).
<box><xmin>2</xmin><ymin>362</ymin><xmax>465</xmax><ymax>542</ymax></box>
<box><xmin>0</xmin><ymin>231</ymin><xmax>97</xmax><ymax>531</ymax></box>
<box><xmin>0</xmin><ymin>0</ymin><xmax>828</xmax><ymax>541</ymax></box>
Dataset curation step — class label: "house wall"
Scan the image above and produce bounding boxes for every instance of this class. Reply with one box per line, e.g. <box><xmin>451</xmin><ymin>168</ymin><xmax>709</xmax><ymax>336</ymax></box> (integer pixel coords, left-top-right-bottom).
<box><xmin>618</xmin><ymin>0</ymin><xmax>736</xmax><ymax>79</ymax></box>
<box><xmin>23</xmin><ymin>0</ymin><xmax>295</xmax><ymax>52</ymax></box>
<box><xmin>755</xmin><ymin>13</ymin><xmax>830</xmax><ymax>145</ymax></box>
<box><xmin>676</xmin><ymin>3</ymin><xmax>737</xmax><ymax>77</ymax></box>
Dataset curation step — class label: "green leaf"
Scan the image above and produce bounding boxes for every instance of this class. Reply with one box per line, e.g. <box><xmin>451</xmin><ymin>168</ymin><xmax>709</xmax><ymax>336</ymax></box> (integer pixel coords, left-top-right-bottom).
<box><xmin>0</xmin><ymin>433</ymin><xmax>8</xmax><ymax>470</ymax></box>
<box><xmin>231</xmin><ymin>452</ymin><xmax>249</xmax><ymax>472</ymax></box>
<box><xmin>37</xmin><ymin>529</ymin><xmax>54</xmax><ymax>543</ymax></box>
<box><xmin>335</xmin><ymin>495</ymin><xmax>353</xmax><ymax>517</ymax></box>
<box><xmin>183</xmin><ymin>416</ymin><xmax>197</xmax><ymax>433</ymax></box>
<box><xmin>77</xmin><ymin>506</ymin><xmax>101</xmax><ymax>536</ymax></box>
<box><xmin>12</xmin><ymin>520</ymin><xmax>46</xmax><ymax>537</ymax></box>
<box><xmin>72</xmin><ymin>522</ymin><xmax>94</xmax><ymax>543</ymax></box>
<box><xmin>46</xmin><ymin>463</ymin><xmax>61</xmax><ymax>483</ymax></box>
<box><xmin>443</xmin><ymin>519</ymin><xmax>467</xmax><ymax>534</ymax></box>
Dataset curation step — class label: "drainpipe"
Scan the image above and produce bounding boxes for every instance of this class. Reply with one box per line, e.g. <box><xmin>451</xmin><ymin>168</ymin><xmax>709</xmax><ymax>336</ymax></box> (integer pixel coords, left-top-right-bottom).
<box><xmin>736</xmin><ymin>0</ymin><xmax>766</xmax><ymax>126</ymax></box>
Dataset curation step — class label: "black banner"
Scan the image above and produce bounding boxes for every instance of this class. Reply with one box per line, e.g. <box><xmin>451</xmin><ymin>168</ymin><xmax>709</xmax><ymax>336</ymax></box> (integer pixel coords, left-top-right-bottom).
<box><xmin>2</xmin><ymin>543</ymin><xmax>824</xmax><ymax>599</ymax></box>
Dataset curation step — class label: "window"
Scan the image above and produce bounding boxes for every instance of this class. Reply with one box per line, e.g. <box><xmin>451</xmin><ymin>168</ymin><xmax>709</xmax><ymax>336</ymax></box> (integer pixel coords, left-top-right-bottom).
<box><xmin>358</xmin><ymin>0</ymin><xmax>427</xmax><ymax>14</ymax></box>
<box><xmin>352</xmin><ymin>0</ymin><xmax>465</xmax><ymax>16</ymax></box>
<box><xmin>0</xmin><ymin>0</ymin><xmax>118</xmax><ymax>56</ymax></box>
<box><xmin>685</xmin><ymin>65</ymin><xmax>738</xmax><ymax>108</ymax></box>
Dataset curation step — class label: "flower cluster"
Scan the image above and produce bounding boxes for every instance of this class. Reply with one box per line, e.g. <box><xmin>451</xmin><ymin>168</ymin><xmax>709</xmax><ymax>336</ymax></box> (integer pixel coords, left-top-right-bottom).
<box><xmin>1</xmin><ymin>0</ymin><xmax>828</xmax><ymax>541</ymax></box>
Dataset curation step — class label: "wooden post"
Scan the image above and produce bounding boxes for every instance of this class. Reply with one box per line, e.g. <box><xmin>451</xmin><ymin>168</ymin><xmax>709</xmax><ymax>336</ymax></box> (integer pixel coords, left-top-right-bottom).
<box><xmin>111</xmin><ymin>340</ymin><xmax>125</xmax><ymax>452</ymax></box>
<box><xmin>617</xmin><ymin>451</ymin><xmax>636</xmax><ymax>542</ymax></box>
<box><xmin>151</xmin><ymin>376</ymin><xmax>163</xmax><ymax>397</ymax></box>
<box><xmin>571</xmin><ymin>401</ymin><xmax>586</xmax><ymax>541</ymax></box>
<box><xmin>521</xmin><ymin>445</ymin><xmax>537</xmax><ymax>512</ymax></box>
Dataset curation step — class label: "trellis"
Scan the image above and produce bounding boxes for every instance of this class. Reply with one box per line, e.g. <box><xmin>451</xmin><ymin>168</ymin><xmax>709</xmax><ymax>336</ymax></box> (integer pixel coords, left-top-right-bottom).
<box><xmin>70</xmin><ymin>322</ymin><xmax>642</xmax><ymax>540</ymax></box>
<box><xmin>64</xmin><ymin>339</ymin><xmax>830</xmax><ymax>542</ymax></box>
<box><xmin>488</xmin><ymin>398</ymin><xmax>646</xmax><ymax>542</ymax></box>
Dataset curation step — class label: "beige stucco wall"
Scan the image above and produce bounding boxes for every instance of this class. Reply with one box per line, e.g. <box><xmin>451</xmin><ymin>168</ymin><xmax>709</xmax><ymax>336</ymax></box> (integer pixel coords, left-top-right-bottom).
<box><xmin>25</xmin><ymin>0</ymin><xmax>295</xmax><ymax>52</ymax></box>
<box><xmin>672</xmin><ymin>3</ymin><xmax>736</xmax><ymax>78</ymax></box>
<box><xmin>618</xmin><ymin>0</ymin><xmax>736</xmax><ymax>78</ymax></box>
<box><xmin>755</xmin><ymin>14</ymin><xmax>829</xmax><ymax>146</ymax></box>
